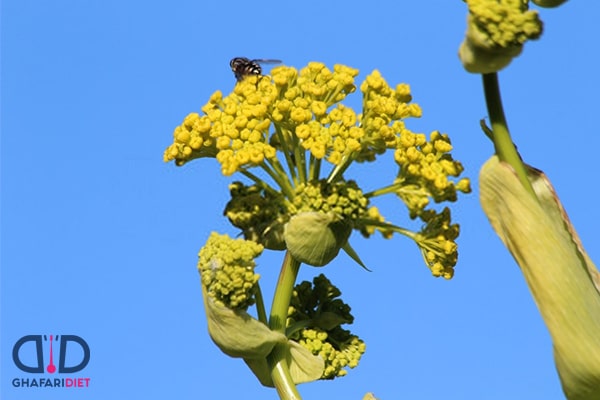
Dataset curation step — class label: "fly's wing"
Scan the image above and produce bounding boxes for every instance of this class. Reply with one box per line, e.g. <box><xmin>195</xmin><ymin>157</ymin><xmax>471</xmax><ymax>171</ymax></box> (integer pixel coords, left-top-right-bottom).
<box><xmin>230</xmin><ymin>58</ymin><xmax>282</xmax><ymax>81</ymax></box>
<box><xmin>251</xmin><ymin>59</ymin><xmax>282</xmax><ymax>64</ymax></box>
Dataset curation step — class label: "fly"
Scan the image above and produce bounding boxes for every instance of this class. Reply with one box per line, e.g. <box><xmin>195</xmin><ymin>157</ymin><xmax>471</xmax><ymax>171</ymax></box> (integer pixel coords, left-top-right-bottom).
<box><xmin>230</xmin><ymin>57</ymin><xmax>282</xmax><ymax>82</ymax></box>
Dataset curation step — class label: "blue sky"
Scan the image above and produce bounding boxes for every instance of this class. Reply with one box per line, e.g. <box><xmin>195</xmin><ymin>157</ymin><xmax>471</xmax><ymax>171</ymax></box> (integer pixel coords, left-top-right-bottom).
<box><xmin>2</xmin><ymin>1</ymin><xmax>598</xmax><ymax>399</ymax></box>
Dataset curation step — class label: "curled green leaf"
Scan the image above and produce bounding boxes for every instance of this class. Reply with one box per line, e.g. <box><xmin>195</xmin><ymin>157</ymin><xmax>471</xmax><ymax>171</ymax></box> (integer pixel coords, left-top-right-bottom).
<box><xmin>202</xmin><ymin>284</ymin><xmax>287</xmax><ymax>359</ymax></box>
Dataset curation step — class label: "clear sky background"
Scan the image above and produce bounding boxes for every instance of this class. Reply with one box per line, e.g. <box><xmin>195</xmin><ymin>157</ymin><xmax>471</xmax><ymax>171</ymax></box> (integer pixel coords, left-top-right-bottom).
<box><xmin>2</xmin><ymin>1</ymin><xmax>599</xmax><ymax>399</ymax></box>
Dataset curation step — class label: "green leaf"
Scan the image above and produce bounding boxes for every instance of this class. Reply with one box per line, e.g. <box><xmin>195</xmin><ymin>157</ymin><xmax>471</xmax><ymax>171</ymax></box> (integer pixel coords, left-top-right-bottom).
<box><xmin>480</xmin><ymin>156</ymin><xmax>600</xmax><ymax>400</ymax></box>
<box><xmin>312</xmin><ymin>311</ymin><xmax>351</xmax><ymax>331</ymax></box>
<box><xmin>284</xmin><ymin>212</ymin><xmax>352</xmax><ymax>266</ymax></box>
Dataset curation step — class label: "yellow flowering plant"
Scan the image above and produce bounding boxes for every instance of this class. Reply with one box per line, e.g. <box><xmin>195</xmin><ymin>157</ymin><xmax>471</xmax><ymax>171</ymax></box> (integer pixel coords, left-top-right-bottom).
<box><xmin>459</xmin><ymin>1</ymin><xmax>600</xmax><ymax>399</ymax></box>
<box><xmin>164</xmin><ymin>62</ymin><xmax>470</xmax><ymax>399</ymax></box>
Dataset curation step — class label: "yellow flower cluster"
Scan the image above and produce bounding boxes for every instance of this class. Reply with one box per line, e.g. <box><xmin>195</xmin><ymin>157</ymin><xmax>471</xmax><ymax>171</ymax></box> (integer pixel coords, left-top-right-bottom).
<box><xmin>287</xmin><ymin>274</ymin><xmax>365</xmax><ymax>379</ymax></box>
<box><xmin>394</xmin><ymin>131</ymin><xmax>471</xmax><ymax>218</ymax></box>
<box><xmin>467</xmin><ymin>0</ymin><xmax>543</xmax><ymax>48</ymax></box>
<box><xmin>164</xmin><ymin>63</ymin><xmax>428</xmax><ymax>176</ymax></box>
<box><xmin>297</xmin><ymin>328</ymin><xmax>366</xmax><ymax>379</ymax></box>
<box><xmin>357</xmin><ymin>206</ymin><xmax>394</xmax><ymax>239</ymax></box>
<box><xmin>163</xmin><ymin>112</ymin><xmax>219</xmax><ymax>166</ymax></box>
<box><xmin>163</xmin><ymin>80</ymin><xmax>277</xmax><ymax>175</ymax></box>
<box><xmin>198</xmin><ymin>233</ymin><xmax>264</xmax><ymax>309</ymax></box>
<box><xmin>223</xmin><ymin>181</ymin><xmax>290</xmax><ymax>250</ymax></box>
<box><xmin>414</xmin><ymin>208</ymin><xmax>459</xmax><ymax>279</ymax></box>
<box><xmin>357</xmin><ymin>70</ymin><xmax>423</xmax><ymax>162</ymax></box>
<box><xmin>164</xmin><ymin>63</ymin><xmax>364</xmax><ymax>174</ymax></box>
<box><xmin>294</xmin><ymin>105</ymin><xmax>363</xmax><ymax>163</ymax></box>
<box><xmin>459</xmin><ymin>0</ymin><xmax>543</xmax><ymax>73</ymax></box>
<box><xmin>292</xmin><ymin>180</ymin><xmax>369</xmax><ymax>221</ymax></box>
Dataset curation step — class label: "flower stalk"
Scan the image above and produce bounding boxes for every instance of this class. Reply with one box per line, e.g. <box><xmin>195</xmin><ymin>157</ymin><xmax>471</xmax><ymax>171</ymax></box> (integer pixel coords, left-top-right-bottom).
<box><xmin>460</xmin><ymin>2</ymin><xmax>600</xmax><ymax>398</ymax></box>
<box><xmin>481</xmin><ymin>73</ymin><xmax>536</xmax><ymax>197</ymax></box>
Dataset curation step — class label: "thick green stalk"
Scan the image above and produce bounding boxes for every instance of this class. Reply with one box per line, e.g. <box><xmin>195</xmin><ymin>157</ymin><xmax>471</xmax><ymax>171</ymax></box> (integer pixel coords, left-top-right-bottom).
<box><xmin>268</xmin><ymin>251</ymin><xmax>302</xmax><ymax>400</ymax></box>
<box><xmin>267</xmin><ymin>345</ymin><xmax>301</xmax><ymax>400</ymax></box>
<box><xmin>481</xmin><ymin>73</ymin><xmax>537</xmax><ymax>198</ymax></box>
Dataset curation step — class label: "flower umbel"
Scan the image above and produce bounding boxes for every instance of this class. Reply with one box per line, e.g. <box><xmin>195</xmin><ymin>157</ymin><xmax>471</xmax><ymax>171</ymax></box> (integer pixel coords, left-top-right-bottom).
<box><xmin>414</xmin><ymin>207</ymin><xmax>460</xmax><ymax>279</ymax></box>
<box><xmin>163</xmin><ymin>112</ymin><xmax>219</xmax><ymax>165</ymax></box>
<box><xmin>198</xmin><ymin>232</ymin><xmax>264</xmax><ymax>310</ymax></box>
<box><xmin>459</xmin><ymin>0</ymin><xmax>543</xmax><ymax>73</ymax></box>
<box><xmin>166</xmin><ymin>61</ymin><xmax>469</xmax><ymax>277</ymax></box>
<box><xmin>356</xmin><ymin>70</ymin><xmax>422</xmax><ymax>163</ymax></box>
<box><xmin>287</xmin><ymin>274</ymin><xmax>366</xmax><ymax>379</ymax></box>
<box><xmin>167</xmin><ymin>61</ymin><xmax>470</xmax><ymax>397</ymax></box>
<box><xmin>467</xmin><ymin>0</ymin><xmax>542</xmax><ymax>48</ymax></box>
<box><xmin>292</xmin><ymin>180</ymin><xmax>369</xmax><ymax>220</ymax></box>
<box><xmin>393</xmin><ymin>130</ymin><xmax>471</xmax><ymax>218</ymax></box>
<box><xmin>224</xmin><ymin>181</ymin><xmax>290</xmax><ymax>250</ymax></box>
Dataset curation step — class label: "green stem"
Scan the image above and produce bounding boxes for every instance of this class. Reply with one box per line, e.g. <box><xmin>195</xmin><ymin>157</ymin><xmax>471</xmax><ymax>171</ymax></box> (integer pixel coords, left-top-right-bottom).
<box><xmin>268</xmin><ymin>345</ymin><xmax>302</xmax><ymax>400</ymax></box>
<box><xmin>268</xmin><ymin>251</ymin><xmax>302</xmax><ymax>400</ymax></box>
<box><xmin>286</xmin><ymin>319</ymin><xmax>312</xmax><ymax>338</ymax></box>
<box><xmin>254</xmin><ymin>282</ymin><xmax>268</xmax><ymax>325</ymax></box>
<box><xmin>364</xmin><ymin>181</ymin><xmax>403</xmax><ymax>198</ymax></box>
<box><xmin>269</xmin><ymin>252</ymin><xmax>300</xmax><ymax>332</ymax></box>
<box><xmin>482</xmin><ymin>73</ymin><xmax>536</xmax><ymax>198</ymax></box>
<box><xmin>294</xmin><ymin>137</ymin><xmax>307</xmax><ymax>185</ymax></box>
<box><xmin>308</xmin><ymin>155</ymin><xmax>321</xmax><ymax>182</ymax></box>
<box><xmin>327</xmin><ymin>153</ymin><xmax>354</xmax><ymax>183</ymax></box>
<box><xmin>239</xmin><ymin>170</ymin><xmax>280</xmax><ymax>196</ymax></box>
<box><xmin>261</xmin><ymin>160</ymin><xmax>295</xmax><ymax>200</ymax></box>
<box><xmin>274</xmin><ymin>125</ymin><xmax>299</xmax><ymax>185</ymax></box>
<box><xmin>355</xmin><ymin>218</ymin><xmax>414</xmax><ymax>239</ymax></box>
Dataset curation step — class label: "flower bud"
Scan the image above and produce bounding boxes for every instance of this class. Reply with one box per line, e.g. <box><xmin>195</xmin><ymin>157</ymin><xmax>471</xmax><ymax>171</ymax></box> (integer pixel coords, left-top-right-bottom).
<box><xmin>531</xmin><ymin>0</ymin><xmax>568</xmax><ymax>7</ymax></box>
<box><xmin>284</xmin><ymin>212</ymin><xmax>352</xmax><ymax>266</ymax></box>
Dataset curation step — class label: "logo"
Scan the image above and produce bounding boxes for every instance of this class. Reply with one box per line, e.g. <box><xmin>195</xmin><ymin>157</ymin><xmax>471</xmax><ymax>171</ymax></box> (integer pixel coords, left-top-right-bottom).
<box><xmin>11</xmin><ymin>334</ymin><xmax>91</xmax><ymax>388</ymax></box>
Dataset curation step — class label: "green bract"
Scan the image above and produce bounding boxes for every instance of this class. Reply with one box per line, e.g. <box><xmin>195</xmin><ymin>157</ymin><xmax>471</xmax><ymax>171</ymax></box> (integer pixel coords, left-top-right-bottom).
<box><xmin>481</xmin><ymin>157</ymin><xmax>600</xmax><ymax>400</ymax></box>
<box><xmin>203</xmin><ymin>285</ymin><xmax>325</xmax><ymax>386</ymax></box>
<box><xmin>202</xmin><ymin>285</ymin><xmax>286</xmax><ymax>359</ymax></box>
<box><xmin>244</xmin><ymin>341</ymin><xmax>325</xmax><ymax>387</ymax></box>
<box><xmin>531</xmin><ymin>0</ymin><xmax>568</xmax><ymax>7</ymax></box>
<box><xmin>284</xmin><ymin>212</ymin><xmax>352</xmax><ymax>267</ymax></box>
